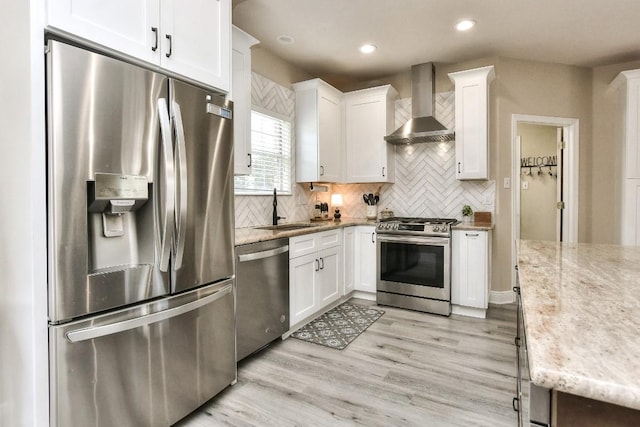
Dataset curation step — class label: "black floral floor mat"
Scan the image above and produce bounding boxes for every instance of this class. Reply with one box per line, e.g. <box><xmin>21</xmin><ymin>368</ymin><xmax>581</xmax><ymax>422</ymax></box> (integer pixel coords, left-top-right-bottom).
<box><xmin>291</xmin><ymin>302</ymin><xmax>384</xmax><ymax>350</ymax></box>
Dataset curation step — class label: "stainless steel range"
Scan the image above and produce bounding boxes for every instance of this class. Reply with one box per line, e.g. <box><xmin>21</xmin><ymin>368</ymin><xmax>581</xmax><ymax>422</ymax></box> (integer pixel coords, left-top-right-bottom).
<box><xmin>376</xmin><ymin>217</ymin><xmax>458</xmax><ymax>316</ymax></box>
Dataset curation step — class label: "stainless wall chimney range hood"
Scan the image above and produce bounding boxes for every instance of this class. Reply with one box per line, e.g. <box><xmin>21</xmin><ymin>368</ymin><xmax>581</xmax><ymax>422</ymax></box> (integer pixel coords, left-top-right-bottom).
<box><xmin>385</xmin><ymin>62</ymin><xmax>455</xmax><ymax>144</ymax></box>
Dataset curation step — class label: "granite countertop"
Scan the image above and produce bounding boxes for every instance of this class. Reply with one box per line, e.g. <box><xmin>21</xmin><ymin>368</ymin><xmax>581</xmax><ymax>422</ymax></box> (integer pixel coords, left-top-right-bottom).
<box><xmin>235</xmin><ymin>218</ymin><xmax>376</xmax><ymax>246</ymax></box>
<box><xmin>452</xmin><ymin>221</ymin><xmax>494</xmax><ymax>231</ymax></box>
<box><xmin>516</xmin><ymin>240</ymin><xmax>640</xmax><ymax>410</ymax></box>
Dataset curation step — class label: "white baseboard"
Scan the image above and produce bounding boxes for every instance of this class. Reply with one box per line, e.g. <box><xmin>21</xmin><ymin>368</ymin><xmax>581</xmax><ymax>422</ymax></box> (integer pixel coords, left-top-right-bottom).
<box><xmin>351</xmin><ymin>290</ymin><xmax>376</xmax><ymax>301</ymax></box>
<box><xmin>489</xmin><ymin>290</ymin><xmax>515</xmax><ymax>304</ymax></box>
<box><xmin>452</xmin><ymin>305</ymin><xmax>486</xmax><ymax>318</ymax></box>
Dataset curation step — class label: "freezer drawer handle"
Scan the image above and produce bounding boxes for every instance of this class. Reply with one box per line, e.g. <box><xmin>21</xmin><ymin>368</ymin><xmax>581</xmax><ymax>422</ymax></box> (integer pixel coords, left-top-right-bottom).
<box><xmin>238</xmin><ymin>245</ymin><xmax>289</xmax><ymax>262</ymax></box>
<box><xmin>65</xmin><ymin>284</ymin><xmax>233</xmax><ymax>343</ymax></box>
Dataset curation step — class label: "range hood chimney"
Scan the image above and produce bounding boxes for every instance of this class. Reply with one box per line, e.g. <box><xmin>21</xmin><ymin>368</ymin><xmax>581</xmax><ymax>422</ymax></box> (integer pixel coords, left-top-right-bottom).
<box><xmin>385</xmin><ymin>62</ymin><xmax>454</xmax><ymax>144</ymax></box>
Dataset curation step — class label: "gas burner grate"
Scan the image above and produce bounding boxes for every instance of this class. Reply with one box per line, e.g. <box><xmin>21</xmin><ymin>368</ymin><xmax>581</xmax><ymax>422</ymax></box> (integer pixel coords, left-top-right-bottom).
<box><xmin>379</xmin><ymin>217</ymin><xmax>458</xmax><ymax>225</ymax></box>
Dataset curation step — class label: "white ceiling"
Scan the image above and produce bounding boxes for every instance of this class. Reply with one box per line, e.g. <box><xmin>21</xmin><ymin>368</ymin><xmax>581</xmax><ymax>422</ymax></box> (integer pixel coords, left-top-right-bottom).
<box><xmin>232</xmin><ymin>0</ymin><xmax>640</xmax><ymax>84</ymax></box>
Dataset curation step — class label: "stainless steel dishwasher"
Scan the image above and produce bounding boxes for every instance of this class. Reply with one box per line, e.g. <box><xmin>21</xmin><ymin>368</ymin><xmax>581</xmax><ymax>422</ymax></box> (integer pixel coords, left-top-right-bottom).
<box><xmin>235</xmin><ymin>238</ymin><xmax>290</xmax><ymax>361</ymax></box>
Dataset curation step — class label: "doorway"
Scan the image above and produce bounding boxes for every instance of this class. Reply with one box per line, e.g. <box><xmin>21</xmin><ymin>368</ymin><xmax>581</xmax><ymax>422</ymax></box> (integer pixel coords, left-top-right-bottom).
<box><xmin>511</xmin><ymin>115</ymin><xmax>579</xmax><ymax>287</ymax></box>
<box><xmin>518</xmin><ymin>123</ymin><xmax>562</xmax><ymax>242</ymax></box>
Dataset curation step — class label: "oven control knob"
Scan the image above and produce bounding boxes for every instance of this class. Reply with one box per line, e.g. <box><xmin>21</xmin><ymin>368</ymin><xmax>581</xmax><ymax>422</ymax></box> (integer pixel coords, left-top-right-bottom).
<box><xmin>433</xmin><ymin>225</ymin><xmax>440</xmax><ymax>232</ymax></box>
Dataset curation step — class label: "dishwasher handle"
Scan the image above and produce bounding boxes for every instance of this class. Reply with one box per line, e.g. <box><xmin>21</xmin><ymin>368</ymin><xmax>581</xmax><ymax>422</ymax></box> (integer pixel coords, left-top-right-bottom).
<box><xmin>66</xmin><ymin>284</ymin><xmax>233</xmax><ymax>343</ymax></box>
<box><xmin>238</xmin><ymin>245</ymin><xmax>289</xmax><ymax>262</ymax></box>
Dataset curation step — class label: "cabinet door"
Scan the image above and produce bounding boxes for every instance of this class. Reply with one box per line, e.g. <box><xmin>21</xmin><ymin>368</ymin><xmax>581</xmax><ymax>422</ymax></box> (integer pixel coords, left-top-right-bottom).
<box><xmin>453</xmin><ymin>230</ymin><xmax>488</xmax><ymax>309</ymax></box>
<box><xmin>318</xmin><ymin>247</ymin><xmax>341</xmax><ymax>306</ymax></box>
<box><xmin>232</xmin><ymin>26</ymin><xmax>258</xmax><ymax>175</ymax></box>
<box><xmin>317</xmin><ymin>87</ymin><xmax>342</xmax><ymax>181</ymax></box>
<box><xmin>47</xmin><ymin>0</ymin><xmax>160</xmax><ymax>64</ymax></box>
<box><xmin>160</xmin><ymin>0</ymin><xmax>231</xmax><ymax>92</ymax></box>
<box><xmin>355</xmin><ymin>226</ymin><xmax>377</xmax><ymax>293</ymax></box>
<box><xmin>345</xmin><ymin>93</ymin><xmax>387</xmax><ymax>182</ymax></box>
<box><xmin>449</xmin><ymin>66</ymin><xmax>494</xmax><ymax>180</ymax></box>
<box><xmin>289</xmin><ymin>253</ymin><xmax>319</xmax><ymax>326</ymax></box>
<box><xmin>293</xmin><ymin>79</ymin><xmax>342</xmax><ymax>183</ymax></box>
<box><xmin>455</xmin><ymin>81</ymin><xmax>486</xmax><ymax>179</ymax></box>
<box><xmin>343</xmin><ymin>227</ymin><xmax>355</xmax><ymax>295</ymax></box>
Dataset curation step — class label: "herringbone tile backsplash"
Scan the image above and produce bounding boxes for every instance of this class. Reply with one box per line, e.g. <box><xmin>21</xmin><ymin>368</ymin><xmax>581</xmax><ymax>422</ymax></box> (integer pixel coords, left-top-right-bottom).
<box><xmin>235</xmin><ymin>73</ymin><xmax>495</xmax><ymax>229</ymax></box>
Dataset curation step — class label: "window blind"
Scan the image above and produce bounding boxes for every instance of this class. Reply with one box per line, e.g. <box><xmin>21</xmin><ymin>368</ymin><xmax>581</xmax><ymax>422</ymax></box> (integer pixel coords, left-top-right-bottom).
<box><xmin>235</xmin><ymin>110</ymin><xmax>292</xmax><ymax>195</ymax></box>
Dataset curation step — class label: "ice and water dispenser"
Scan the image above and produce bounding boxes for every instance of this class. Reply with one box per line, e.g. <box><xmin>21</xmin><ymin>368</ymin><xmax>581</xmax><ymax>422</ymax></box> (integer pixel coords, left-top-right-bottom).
<box><xmin>85</xmin><ymin>173</ymin><xmax>159</xmax><ymax>312</ymax></box>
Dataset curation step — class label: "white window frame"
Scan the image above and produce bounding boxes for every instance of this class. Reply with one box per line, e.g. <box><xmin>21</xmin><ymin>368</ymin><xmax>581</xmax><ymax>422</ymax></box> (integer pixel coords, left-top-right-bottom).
<box><xmin>234</xmin><ymin>106</ymin><xmax>293</xmax><ymax>195</ymax></box>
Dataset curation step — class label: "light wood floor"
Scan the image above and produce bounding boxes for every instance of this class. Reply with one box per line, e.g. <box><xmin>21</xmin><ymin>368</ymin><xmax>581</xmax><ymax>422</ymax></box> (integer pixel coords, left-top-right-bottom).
<box><xmin>177</xmin><ymin>300</ymin><xmax>518</xmax><ymax>426</ymax></box>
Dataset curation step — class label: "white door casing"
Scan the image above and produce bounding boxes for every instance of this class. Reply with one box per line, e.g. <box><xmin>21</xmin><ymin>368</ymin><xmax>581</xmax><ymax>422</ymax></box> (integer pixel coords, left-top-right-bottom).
<box><xmin>511</xmin><ymin>114</ymin><xmax>579</xmax><ymax>288</ymax></box>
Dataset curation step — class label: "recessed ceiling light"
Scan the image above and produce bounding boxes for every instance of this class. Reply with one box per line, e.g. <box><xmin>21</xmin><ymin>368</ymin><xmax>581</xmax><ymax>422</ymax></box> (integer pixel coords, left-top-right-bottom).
<box><xmin>359</xmin><ymin>44</ymin><xmax>377</xmax><ymax>54</ymax></box>
<box><xmin>276</xmin><ymin>35</ymin><xmax>295</xmax><ymax>44</ymax></box>
<box><xmin>455</xmin><ymin>19</ymin><xmax>476</xmax><ymax>31</ymax></box>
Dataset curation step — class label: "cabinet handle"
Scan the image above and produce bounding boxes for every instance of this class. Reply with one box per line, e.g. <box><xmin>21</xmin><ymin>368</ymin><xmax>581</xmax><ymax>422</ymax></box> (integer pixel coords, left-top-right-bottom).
<box><xmin>514</xmin><ymin>336</ymin><xmax>521</xmax><ymax>347</ymax></box>
<box><xmin>151</xmin><ymin>27</ymin><xmax>158</xmax><ymax>51</ymax></box>
<box><xmin>382</xmin><ymin>166</ymin><xmax>385</xmax><ymax>177</ymax></box>
<box><xmin>465</xmin><ymin>233</ymin><xmax>479</xmax><ymax>237</ymax></box>
<box><xmin>315</xmin><ymin>259</ymin><xmax>320</xmax><ymax>271</ymax></box>
<box><xmin>165</xmin><ymin>34</ymin><xmax>173</xmax><ymax>58</ymax></box>
<box><xmin>247</xmin><ymin>153</ymin><xmax>252</xmax><ymax>168</ymax></box>
<box><xmin>371</xmin><ymin>233</ymin><xmax>375</xmax><ymax>243</ymax></box>
<box><xmin>512</xmin><ymin>397</ymin><xmax>519</xmax><ymax>412</ymax></box>
<box><xmin>319</xmin><ymin>257</ymin><xmax>324</xmax><ymax>270</ymax></box>
<box><xmin>457</xmin><ymin>161</ymin><xmax>461</xmax><ymax>173</ymax></box>
<box><xmin>320</xmin><ymin>165</ymin><xmax>325</xmax><ymax>176</ymax></box>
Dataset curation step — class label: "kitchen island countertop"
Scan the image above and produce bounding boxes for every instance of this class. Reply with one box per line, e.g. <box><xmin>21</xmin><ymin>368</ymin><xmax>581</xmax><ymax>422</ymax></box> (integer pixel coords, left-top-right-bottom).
<box><xmin>236</xmin><ymin>218</ymin><xmax>376</xmax><ymax>246</ymax></box>
<box><xmin>516</xmin><ymin>239</ymin><xmax>640</xmax><ymax>411</ymax></box>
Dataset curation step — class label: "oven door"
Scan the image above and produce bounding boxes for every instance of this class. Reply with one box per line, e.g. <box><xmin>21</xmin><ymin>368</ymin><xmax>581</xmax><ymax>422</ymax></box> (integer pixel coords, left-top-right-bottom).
<box><xmin>377</xmin><ymin>234</ymin><xmax>450</xmax><ymax>301</ymax></box>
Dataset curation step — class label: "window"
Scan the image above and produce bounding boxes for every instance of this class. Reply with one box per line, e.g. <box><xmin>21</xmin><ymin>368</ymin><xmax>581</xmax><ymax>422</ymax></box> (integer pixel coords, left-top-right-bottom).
<box><xmin>234</xmin><ymin>109</ymin><xmax>292</xmax><ymax>195</ymax></box>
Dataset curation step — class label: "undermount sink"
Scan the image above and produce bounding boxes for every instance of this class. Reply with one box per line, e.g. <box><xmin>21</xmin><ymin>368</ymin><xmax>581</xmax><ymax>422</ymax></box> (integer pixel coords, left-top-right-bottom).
<box><xmin>256</xmin><ymin>223</ymin><xmax>320</xmax><ymax>231</ymax></box>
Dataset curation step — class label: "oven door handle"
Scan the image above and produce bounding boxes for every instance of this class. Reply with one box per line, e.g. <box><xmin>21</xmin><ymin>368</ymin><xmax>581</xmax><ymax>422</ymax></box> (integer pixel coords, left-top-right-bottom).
<box><xmin>376</xmin><ymin>234</ymin><xmax>450</xmax><ymax>246</ymax></box>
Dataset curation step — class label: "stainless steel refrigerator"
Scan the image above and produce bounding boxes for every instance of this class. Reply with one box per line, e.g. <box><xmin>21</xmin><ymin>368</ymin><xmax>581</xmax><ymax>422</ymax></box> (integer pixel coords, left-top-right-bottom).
<box><xmin>46</xmin><ymin>39</ymin><xmax>236</xmax><ymax>426</ymax></box>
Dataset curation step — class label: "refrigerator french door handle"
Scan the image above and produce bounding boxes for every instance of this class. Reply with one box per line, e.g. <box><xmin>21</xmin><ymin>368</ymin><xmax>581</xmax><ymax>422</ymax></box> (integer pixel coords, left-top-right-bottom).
<box><xmin>157</xmin><ymin>98</ymin><xmax>175</xmax><ymax>272</ymax></box>
<box><xmin>171</xmin><ymin>101</ymin><xmax>188</xmax><ymax>270</ymax></box>
<box><xmin>66</xmin><ymin>283</ymin><xmax>233</xmax><ymax>343</ymax></box>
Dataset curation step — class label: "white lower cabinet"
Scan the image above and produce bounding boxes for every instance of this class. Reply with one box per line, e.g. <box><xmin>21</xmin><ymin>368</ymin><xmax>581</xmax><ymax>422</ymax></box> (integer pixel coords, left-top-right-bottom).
<box><xmin>343</xmin><ymin>225</ymin><xmax>377</xmax><ymax>300</ymax></box>
<box><xmin>354</xmin><ymin>226</ymin><xmax>377</xmax><ymax>294</ymax></box>
<box><xmin>451</xmin><ymin>229</ymin><xmax>491</xmax><ymax>318</ymax></box>
<box><xmin>289</xmin><ymin>230</ymin><xmax>343</xmax><ymax>326</ymax></box>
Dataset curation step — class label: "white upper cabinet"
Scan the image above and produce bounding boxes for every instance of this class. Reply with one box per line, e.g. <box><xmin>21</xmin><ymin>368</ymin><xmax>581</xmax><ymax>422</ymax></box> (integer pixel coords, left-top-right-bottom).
<box><xmin>612</xmin><ymin>70</ymin><xmax>640</xmax><ymax>179</ymax></box>
<box><xmin>160</xmin><ymin>0</ymin><xmax>231</xmax><ymax>92</ymax></box>
<box><xmin>47</xmin><ymin>0</ymin><xmax>160</xmax><ymax>64</ymax></box>
<box><xmin>46</xmin><ymin>0</ymin><xmax>231</xmax><ymax>92</ymax></box>
<box><xmin>344</xmin><ymin>85</ymin><xmax>398</xmax><ymax>183</ymax></box>
<box><xmin>611</xmin><ymin>69</ymin><xmax>640</xmax><ymax>245</ymax></box>
<box><xmin>293</xmin><ymin>79</ymin><xmax>343</xmax><ymax>183</ymax></box>
<box><xmin>448</xmin><ymin>65</ymin><xmax>495</xmax><ymax>180</ymax></box>
<box><xmin>231</xmin><ymin>26</ymin><xmax>259</xmax><ymax>175</ymax></box>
